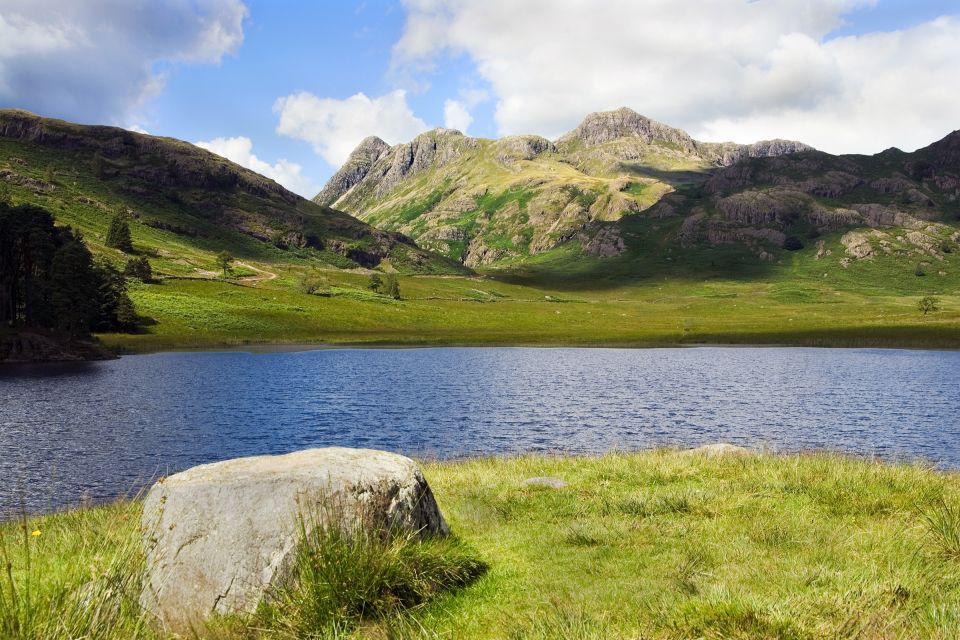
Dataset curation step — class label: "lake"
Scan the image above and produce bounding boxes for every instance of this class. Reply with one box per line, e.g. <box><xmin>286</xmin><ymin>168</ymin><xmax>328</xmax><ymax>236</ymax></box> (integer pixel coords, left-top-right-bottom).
<box><xmin>1</xmin><ymin>346</ymin><xmax>958</xmax><ymax>514</ymax></box>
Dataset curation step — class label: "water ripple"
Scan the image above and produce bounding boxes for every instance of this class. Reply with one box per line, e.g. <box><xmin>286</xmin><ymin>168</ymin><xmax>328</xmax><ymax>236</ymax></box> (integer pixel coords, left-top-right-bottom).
<box><xmin>1</xmin><ymin>346</ymin><xmax>959</xmax><ymax>513</ymax></box>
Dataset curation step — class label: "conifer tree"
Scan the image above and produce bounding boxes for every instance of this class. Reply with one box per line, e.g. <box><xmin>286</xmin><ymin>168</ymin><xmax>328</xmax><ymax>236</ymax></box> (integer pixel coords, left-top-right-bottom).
<box><xmin>105</xmin><ymin>214</ymin><xmax>133</xmax><ymax>252</ymax></box>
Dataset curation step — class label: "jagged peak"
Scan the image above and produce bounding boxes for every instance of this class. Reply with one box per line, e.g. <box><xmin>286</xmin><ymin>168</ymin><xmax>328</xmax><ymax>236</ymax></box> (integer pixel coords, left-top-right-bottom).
<box><xmin>356</xmin><ymin>134</ymin><xmax>389</xmax><ymax>149</ymax></box>
<box><xmin>313</xmin><ymin>136</ymin><xmax>390</xmax><ymax>206</ymax></box>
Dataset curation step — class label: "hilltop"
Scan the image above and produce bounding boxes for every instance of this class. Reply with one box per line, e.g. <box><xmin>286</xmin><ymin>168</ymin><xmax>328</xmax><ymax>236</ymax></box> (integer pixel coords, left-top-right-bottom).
<box><xmin>0</xmin><ymin>109</ymin><xmax>465</xmax><ymax>276</ymax></box>
<box><xmin>315</xmin><ymin>107</ymin><xmax>811</xmax><ymax>265</ymax></box>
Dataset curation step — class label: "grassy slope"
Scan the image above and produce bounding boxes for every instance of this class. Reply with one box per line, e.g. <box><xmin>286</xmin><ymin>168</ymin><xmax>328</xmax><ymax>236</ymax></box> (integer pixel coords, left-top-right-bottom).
<box><xmin>4</xmin><ymin>450</ymin><xmax>960</xmax><ymax>638</ymax></box>
<box><xmin>0</xmin><ymin>113</ymin><xmax>464</xmax><ymax>277</ymax></box>
<box><xmin>101</xmin><ymin>216</ymin><xmax>960</xmax><ymax>352</ymax></box>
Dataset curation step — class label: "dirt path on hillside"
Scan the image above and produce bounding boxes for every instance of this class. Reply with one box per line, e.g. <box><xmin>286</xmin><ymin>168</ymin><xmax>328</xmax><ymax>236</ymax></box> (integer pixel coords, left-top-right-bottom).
<box><xmin>236</xmin><ymin>262</ymin><xmax>278</xmax><ymax>286</ymax></box>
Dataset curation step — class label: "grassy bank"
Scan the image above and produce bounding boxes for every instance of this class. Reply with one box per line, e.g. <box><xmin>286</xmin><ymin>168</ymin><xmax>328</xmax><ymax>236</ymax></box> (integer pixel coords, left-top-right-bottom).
<box><xmin>96</xmin><ymin>268</ymin><xmax>960</xmax><ymax>353</ymax></box>
<box><xmin>4</xmin><ymin>450</ymin><xmax>960</xmax><ymax>638</ymax></box>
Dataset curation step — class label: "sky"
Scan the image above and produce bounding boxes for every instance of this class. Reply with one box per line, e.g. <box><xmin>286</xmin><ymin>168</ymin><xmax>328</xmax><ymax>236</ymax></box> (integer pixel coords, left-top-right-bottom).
<box><xmin>1</xmin><ymin>0</ymin><xmax>959</xmax><ymax>197</ymax></box>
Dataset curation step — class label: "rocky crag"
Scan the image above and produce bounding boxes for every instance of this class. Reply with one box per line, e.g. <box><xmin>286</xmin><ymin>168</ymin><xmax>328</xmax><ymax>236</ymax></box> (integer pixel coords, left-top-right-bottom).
<box><xmin>315</xmin><ymin>107</ymin><xmax>811</xmax><ymax>266</ymax></box>
<box><xmin>317</xmin><ymin>107</ymin><xmax>960</xmax><ymax>274</ymax></box>
<box><xmin>667</xmin><ymin>130</ymin><xmax>960</xmax><ymax>265</ymax></box>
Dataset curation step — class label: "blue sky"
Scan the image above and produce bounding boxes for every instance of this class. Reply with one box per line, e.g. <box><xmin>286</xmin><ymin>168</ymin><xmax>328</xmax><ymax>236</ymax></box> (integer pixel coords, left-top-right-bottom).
<box><xmin>1</xmin><ymin>0</ymin><xmax>959</xmax><ymax>196</ymax></box>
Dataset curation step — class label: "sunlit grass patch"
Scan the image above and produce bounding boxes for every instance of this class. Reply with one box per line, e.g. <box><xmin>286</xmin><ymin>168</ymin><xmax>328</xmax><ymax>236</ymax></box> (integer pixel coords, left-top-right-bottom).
<box><xmin>0</xmin><ymin>500</ymin><xmax>149</xmax><ymax>640</ymax></box>
<box><xmin>5</xmin><ymin>450</ymin><xmax>960</xmax><ymax>638</ymax></box>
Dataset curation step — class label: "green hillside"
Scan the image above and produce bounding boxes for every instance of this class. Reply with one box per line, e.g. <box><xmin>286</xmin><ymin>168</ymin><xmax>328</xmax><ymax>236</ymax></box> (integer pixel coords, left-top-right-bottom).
<box><xmin>0</xmin><ymin>109</ymin><xmax>465</xmax><ymax>277</ymax></box>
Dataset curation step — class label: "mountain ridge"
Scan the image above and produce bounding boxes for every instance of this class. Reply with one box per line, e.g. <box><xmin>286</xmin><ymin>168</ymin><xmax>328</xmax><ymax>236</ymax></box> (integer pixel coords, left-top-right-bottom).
<box><xmin>313</xmin><ymin>107</ymin><xmax>812</xmax><ymax>266</ymax></box>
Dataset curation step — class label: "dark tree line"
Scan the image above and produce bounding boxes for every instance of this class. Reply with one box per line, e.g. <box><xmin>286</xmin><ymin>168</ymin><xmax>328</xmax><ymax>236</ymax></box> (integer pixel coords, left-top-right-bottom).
<box><xmin>0</xmin><ymin>202</ymin><xmax>138</xmax><ymax>335</ymax></box>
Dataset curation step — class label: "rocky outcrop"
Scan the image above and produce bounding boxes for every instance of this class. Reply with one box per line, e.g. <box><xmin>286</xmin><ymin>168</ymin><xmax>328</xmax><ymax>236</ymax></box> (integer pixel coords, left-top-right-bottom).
<box><xmin>494</xmin><ymin>135</ymin><xmax>555</xmax><ymax>164</ymax></box>
<box><xmin>313</xmin><ymin>136</ymin><xmax>389</xmax><ymax>206</ymax></box>
<box><xmin>684</xmin><ymin>443</ymin><xmax>753</xmax><ymax>457</ymax></box>
<box><xmin>700</xmin><ymin>139</ymin><xmax>815</xmax><ymax>166</ymax></box>
<box><xmin>464</xmin><ymin>239</ymin><xmax>509</xmax><ymax>266</ymax></box>
<box><xmin>681</xmin><ymin>214</ymin><xmax>786</xmax><ymax>251</ymax></box>
<box><xmin>715</xmin><ymin>190</ymin><xmax>808</xmax><ymax>227</ymax></box>
<box><xmin>0</xmin><ymin>169</ymin><xmax>56</xmax><ymax>193</ymax></box>
<box><xmin>555</xmin><ymin>108</ymin><xmax>810</xmax><ymax>167</ymax></box>
<box><xmin>141</xmin><ymin>447</ymin><xmax>448</xmax><ymax>633</ymax></box>
<box><xmin>375</xmin><ymin>129</ymin><xmax>473</xmax><ymax>198</ymax></box>
<box><xmin>578</xmin><ymin>224</ymin><xmax>626</xmax><ymax>257</ymax></box>
<box><xmin>555</xmin><ymin>107</ymin><xmax>699</xmax><ymax>152</ymax></box>
<box><xmin>841</xmin><ymin>231</ymin><xmax>874</xmax><ymax>259</ymax></box>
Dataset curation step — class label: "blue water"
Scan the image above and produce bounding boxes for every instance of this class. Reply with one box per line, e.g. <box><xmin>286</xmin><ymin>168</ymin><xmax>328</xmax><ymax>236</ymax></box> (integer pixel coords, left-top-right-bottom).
<box><xmin>1</xmin><ymin>346</ymin><xmax>959</xmax><ymax>514</ymax></box>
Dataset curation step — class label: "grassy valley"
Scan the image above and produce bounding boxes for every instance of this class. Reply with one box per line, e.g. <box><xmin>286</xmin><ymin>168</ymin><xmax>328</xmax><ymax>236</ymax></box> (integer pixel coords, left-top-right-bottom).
<box><xmin>0</xmin><ymin>109</ymin><xmax>958</xmax><ymax>354</ymax></box>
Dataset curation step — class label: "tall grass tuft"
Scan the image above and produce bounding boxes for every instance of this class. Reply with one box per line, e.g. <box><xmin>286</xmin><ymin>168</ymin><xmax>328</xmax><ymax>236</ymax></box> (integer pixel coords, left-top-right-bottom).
<box><xmin>0</xmin><ymin>501</ymin><xmax>149</xmax><ymax>640</ymax></box>
<box><xmin>508</xmin><ymin>600</ymin><xmax>611</xmax><ymax>640</ymax></box>
<box><xmin>922</xmin><ymin>498</ymin><xmax>960</xmax><ymax>560</ymax></box>
<box><xmin>254</xmin><ymin>497</ymin><xmax>488</xmax><ymax>638</ymax></box>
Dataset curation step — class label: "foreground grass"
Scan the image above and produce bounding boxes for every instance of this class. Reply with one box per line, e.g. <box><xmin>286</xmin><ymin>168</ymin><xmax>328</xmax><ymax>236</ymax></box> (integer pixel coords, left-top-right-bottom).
<box><xmin>4</xmin><ymin>451</ymin><xmax>960</xmax><ymax>638</ymax></box>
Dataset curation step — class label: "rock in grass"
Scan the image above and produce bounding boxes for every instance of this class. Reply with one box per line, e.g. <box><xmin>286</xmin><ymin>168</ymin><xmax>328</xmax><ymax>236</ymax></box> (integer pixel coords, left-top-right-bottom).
<box><xmin>686</xmin><ymin>443</ymin><xmax>753</xmax><ymax>457</ymax></box>
<box><xmin>522</xmin><ymin>476</ymin><xmax>568</xmax><ymax>489</ymax></box>
<box><xmin>140</xmin><ymin>447</ymin><xmax>448</xmax><ymax>632</ymax></box>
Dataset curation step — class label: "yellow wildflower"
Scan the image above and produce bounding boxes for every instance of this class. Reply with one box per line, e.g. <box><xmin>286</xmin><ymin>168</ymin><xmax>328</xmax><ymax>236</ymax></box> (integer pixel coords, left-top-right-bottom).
<box><xmin>31</xmin><ymin>529</ymin><xmax>41</xmax><ymax>537</ymax></box>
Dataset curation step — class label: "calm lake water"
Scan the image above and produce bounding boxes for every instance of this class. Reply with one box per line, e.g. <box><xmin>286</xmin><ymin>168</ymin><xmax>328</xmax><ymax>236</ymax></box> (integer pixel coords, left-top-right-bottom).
<box><xmin>1</xmin><ymin>346</ymin><xmax>959</xmax><ymax>514</ymax></box>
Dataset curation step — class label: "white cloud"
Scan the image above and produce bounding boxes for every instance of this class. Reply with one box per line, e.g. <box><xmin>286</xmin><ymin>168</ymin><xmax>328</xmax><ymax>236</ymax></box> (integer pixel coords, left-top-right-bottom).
<box><xmin>195</xmin><ymin>136</ymin><xmax>320</xmax><ymax>198</ymax></box>
<box><xmin>274</xmin><ymin>89</ymin><xmax>429</xmax><ymax>166</ymax></box>
<box><xmin>0</xmin><ymin>0</ymin><xmax>247</xmax><ymax>124</ymax></box>
<box><xmin>393</xmin><ymin>0</ymin><xmax>960</xmax><ymax>154</ymax></box>
<box><xmin>443</xmin><ymin>99</ymin><xmax>472</xmax><ymax>132</ymax></box>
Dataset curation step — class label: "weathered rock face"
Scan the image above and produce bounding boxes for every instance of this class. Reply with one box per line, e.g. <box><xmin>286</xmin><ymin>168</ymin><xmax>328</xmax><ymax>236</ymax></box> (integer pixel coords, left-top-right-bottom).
<box><xmin>494</xmin><ymin>135</ymin><xmax>555</xmax><ymax>164</ymax></box>
<box><xmin>578</xmin><ymin>224</ymin><xmax>626</xmax><ymax>257</ymax></box>
<box><xmin>141</xmin><ymin>447</ymin><xmax>448</xmax><ymax>633</ymax></box>
<box><xmin>374</xmin><ymin>129</ymin><xmax>473</xmax><ymax>199</ymax></box>
<box><xmin>313</xmin><ymin>136</ymin><xmax>389</xmax><ymax>206</ymax></box>
<box><xmin>555</xmin><ymin>107</ymin><xmax>699</xmax><ymax>152</ymax></box>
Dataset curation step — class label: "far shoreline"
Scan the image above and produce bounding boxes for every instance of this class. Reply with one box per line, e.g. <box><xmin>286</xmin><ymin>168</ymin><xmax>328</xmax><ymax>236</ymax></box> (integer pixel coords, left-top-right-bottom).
<box><xmin>97</xmin><ymin>335</ymin><xmax>960</xmax><ymax>358</ymax></box>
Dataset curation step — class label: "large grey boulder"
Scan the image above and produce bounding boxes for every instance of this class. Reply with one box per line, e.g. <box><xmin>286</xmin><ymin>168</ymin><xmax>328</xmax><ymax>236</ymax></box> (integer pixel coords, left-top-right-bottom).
<box><xmin>140</xmin><ymin>447</ymin><xmax>448</xmax><ymax>632</ymax></box>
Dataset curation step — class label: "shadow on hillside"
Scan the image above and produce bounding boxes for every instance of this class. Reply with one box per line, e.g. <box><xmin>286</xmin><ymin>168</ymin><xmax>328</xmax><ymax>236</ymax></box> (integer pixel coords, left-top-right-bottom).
<box><xmin>616</xmin><ymin>162</ymin><xmax>711</xmax><ymax>187</ymax></box>
<box><xmin>477</xmin><ymin>176</ymin><xmax>788</xmax><ymax>295</ymax></box>
<box><xmin>484</xmin><ymin>219</ymin><xmax>783</xmax><ymax>293</ymax></box>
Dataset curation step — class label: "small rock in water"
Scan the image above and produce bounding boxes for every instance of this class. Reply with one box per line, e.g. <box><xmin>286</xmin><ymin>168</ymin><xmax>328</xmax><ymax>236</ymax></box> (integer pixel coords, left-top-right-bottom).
<box><xmin>140</xmin><ymin>447</ymin><xmax>448</xmax><ymax>633</ymax></box>
<box><xmin>523</xmin><ymin>476</ymin><xmax>568</xmax><ymax>489</ymax></box>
